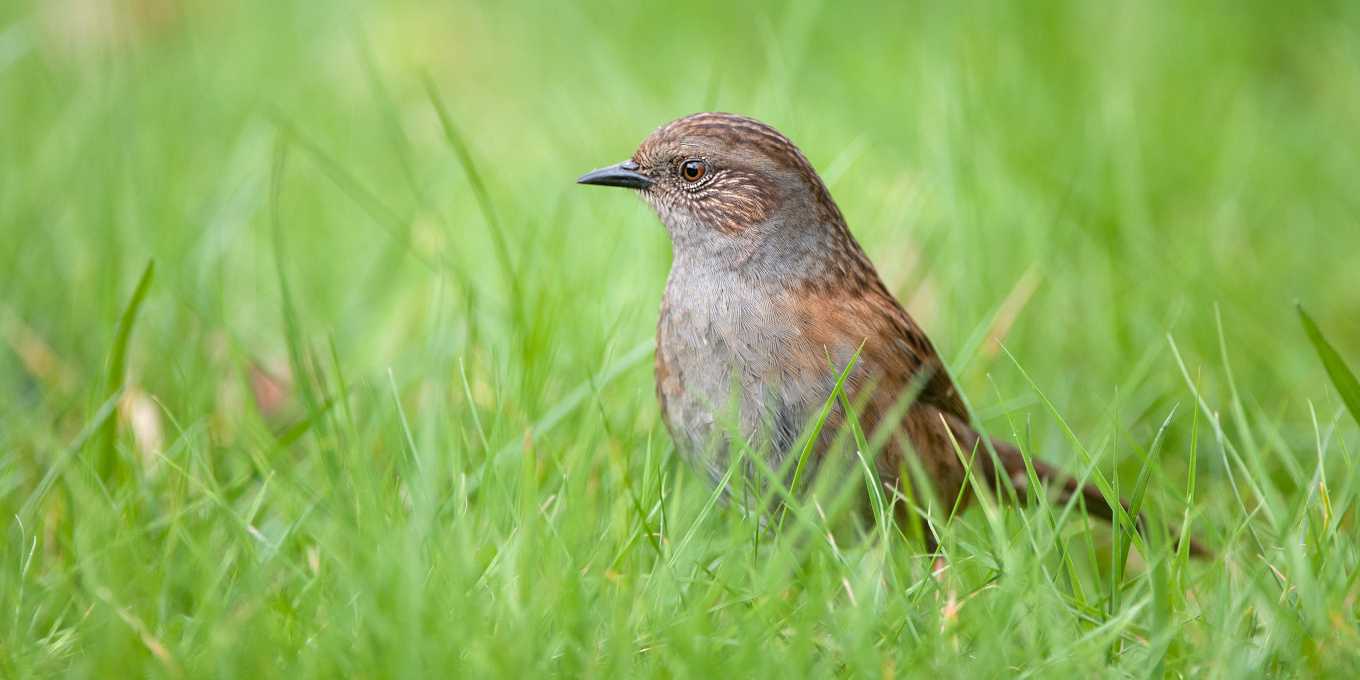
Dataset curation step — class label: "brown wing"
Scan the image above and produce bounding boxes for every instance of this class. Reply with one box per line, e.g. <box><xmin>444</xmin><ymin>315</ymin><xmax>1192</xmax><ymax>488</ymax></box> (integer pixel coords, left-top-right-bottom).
<box><xmin>863</xmin><ymin>281</ymin><xmax>971</xmax><ymax>425</ymax></box>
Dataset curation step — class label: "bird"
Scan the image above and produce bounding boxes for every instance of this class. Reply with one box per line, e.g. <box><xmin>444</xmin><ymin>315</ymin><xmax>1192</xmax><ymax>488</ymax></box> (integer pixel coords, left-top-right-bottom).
<box><xmin>577</xmin><ymin>112</ymin><xmax>1203</xmax><ymax>556</ymax></box>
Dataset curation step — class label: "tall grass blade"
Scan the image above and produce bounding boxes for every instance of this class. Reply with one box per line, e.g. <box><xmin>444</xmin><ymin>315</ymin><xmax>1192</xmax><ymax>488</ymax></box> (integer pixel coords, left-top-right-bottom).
<box><xmin>423</xmin><ymin>73</ymin><xmax>518</xmax><ymax>297</ymax></box>
<box><xmin>1297</xmin><ymin>302</ymin><xmax>1360</xmax><ymax>428</ymax></box>
<box><xmin>788</xmin><ymin>341</ymin><xmax>864</xmax><ymax>502</ymax></box>
<box><xmin>96</xmin><ymin>258</ymin><xmax>154</xmax><ymax>480</ymax></box>
<box><xmin>1217</xmin><ymin>303</ymin><xmax>1259</xmax><ymax>457</ymax></box>
<box><xmin>1001</xmin><ymin>346</ymin><xmax>1144</xmax><ymax>554</ymax></box>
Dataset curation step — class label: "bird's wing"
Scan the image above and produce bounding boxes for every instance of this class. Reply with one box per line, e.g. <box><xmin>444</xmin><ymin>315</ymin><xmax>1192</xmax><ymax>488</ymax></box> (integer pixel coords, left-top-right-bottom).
<box><xmin>867</xmin><ymin>284</ymin><xmax>973</xmax><ymax>425</ymax></box>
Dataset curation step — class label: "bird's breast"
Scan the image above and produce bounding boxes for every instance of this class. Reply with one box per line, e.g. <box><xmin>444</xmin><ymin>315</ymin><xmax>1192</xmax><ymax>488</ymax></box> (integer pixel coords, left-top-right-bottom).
<box><xmin>655</xmin><ymin>266</ymin><xmax>870</xmax><ymax>479</ymax></box>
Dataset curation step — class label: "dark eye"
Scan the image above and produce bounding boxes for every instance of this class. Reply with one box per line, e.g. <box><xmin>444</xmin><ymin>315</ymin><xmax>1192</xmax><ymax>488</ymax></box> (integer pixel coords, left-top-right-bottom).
<box><xmin>680</xmin><ymin>159</ymin><xmax>707</xmax><ymax>182</ymax></box>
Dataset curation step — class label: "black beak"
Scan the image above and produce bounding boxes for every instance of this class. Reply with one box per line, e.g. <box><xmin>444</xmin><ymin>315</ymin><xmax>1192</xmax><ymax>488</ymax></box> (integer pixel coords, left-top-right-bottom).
<box><xmin>576</xmin><ymin>160</ymin><xmax>652</xmax><ymax>189</ymax></box>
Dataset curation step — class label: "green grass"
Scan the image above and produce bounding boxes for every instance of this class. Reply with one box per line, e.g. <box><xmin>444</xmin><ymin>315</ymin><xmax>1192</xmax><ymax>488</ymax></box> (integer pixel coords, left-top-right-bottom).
<box><xmin>3</xmin><ymin>0</ymin><xmax>1360</xmax><ymax>676</ymax></box>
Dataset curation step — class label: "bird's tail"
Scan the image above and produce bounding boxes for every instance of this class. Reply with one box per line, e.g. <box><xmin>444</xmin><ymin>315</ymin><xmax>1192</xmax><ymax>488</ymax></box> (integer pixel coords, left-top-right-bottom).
<box><xmin>974</xmin><ymin>436</ymin><xmax>1209</xmax><ymax>558</ymax></box>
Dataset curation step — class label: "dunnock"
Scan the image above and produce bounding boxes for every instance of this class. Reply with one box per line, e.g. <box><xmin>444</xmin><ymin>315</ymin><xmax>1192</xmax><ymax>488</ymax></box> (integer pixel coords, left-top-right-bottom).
<box><xmin>579</xmin><ymin>112</ymin><xmax>1202</xmax><ymax>555</ymax></box>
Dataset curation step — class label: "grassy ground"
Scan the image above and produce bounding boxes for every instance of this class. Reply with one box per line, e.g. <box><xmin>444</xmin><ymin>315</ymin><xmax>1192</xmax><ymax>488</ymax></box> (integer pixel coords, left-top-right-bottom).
<box><xmin>3</xmin><ymin>0</ymin><xmax>1360</xmax><ymax>676</ymax></box>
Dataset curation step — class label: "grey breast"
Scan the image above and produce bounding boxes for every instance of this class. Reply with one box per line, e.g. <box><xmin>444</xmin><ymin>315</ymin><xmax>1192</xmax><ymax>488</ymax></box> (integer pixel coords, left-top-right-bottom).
<box><xmin>656</xmin><ymin>258</ymin><xmax>833</xmax><ymax>486</ymax></box>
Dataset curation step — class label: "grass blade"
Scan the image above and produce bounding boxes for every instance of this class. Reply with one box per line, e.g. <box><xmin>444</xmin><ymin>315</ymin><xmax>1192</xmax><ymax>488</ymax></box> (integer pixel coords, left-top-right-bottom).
<box><xmin>1217</xmin><ymin>303</ymin><xmax>1259</xmax><ymax>457</ymax></box>
<box><xmin>423</xmin><ymin>73</ymin><xmax>518</xmax><ymax>298</ymax></box>
<box><xmin>465</xmin><ymin>340</ymin><xmax>654</xmax><ymax>494</ymax></box>
<box><xmin>21</xmin><ymin>387</ymin><xmax>124</xmax><ymax>525</ymax></box>
<box><xmin>1297</xmin><ymin>302</ymin><xmax>1360</xmax><ymax>428</ymax></box>
<box><xmin>836</xmin><ymin>377</ymin><xmax>890</xmax><ymax>550</ymax></box>
<box><xmin>1000</xmin><ymin>345</ymin><xmax>1144</xmax><ymax>556</ymax></box>
<box><xmin>97</xmin><ymin>258</ymin><xmax>155</xmax><ymax>480</ymax></box>
<box><xmin>1113</xmin><ymin>405</ymin><xmax>1177</xmax><ymax>617</ymax></box>
<box><xmin>788</xmin><ymin>341</ymin><xmax>865</xmax><ymax>501</ymax></box>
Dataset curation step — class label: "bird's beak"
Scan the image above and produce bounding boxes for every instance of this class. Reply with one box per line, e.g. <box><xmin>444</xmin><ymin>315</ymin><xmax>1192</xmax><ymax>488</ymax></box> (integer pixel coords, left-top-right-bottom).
<box><xmin>576</xmin><ymin>160</ymin><xmax>652</xmax><ymax>189</ymax></box>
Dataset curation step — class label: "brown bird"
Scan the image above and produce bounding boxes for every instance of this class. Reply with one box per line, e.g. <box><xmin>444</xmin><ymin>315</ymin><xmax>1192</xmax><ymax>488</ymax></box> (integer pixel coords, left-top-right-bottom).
<box><xmin>578</xmin><ymin>112</ymin><xmax>1201</xmax><ymax>555</ymax></box>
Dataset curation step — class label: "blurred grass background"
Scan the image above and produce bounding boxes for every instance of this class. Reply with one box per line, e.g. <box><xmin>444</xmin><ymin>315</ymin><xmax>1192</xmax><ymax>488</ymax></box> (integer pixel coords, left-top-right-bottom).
<box><xmin>2</xmin><ymin>0</ymin><xmax>1359</xmax><ymax>677</ymax></box>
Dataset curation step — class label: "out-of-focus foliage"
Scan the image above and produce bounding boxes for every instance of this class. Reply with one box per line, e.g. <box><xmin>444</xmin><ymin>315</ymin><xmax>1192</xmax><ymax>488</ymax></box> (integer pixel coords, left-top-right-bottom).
<box><xmin>2</xmin><ymin>1</ymin><xmax>1358</xmax><ymax>677</ymax></box>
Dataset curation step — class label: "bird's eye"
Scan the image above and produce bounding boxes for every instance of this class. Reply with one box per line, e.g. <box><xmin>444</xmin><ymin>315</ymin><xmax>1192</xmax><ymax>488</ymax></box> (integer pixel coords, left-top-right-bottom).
<box><xmin>680</xmin><ymin>159</ymin><xmax>707</xmax><ymax>182</ymax></box>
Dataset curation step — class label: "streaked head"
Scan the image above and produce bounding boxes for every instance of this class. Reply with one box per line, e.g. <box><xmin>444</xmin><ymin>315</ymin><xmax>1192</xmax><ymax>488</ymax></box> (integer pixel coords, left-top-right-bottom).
<box><xmin>577</xmin><ymin>113</ymin><xmax>842</xmax><ymax>244</ymax></box>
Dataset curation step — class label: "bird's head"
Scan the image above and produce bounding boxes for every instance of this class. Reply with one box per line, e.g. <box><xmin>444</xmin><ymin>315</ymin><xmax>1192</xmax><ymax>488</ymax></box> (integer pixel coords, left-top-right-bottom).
<box><xmin>577</xmin><ymin>113</ymin><xmax>846</xmax><ymax>255</ymax></box>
